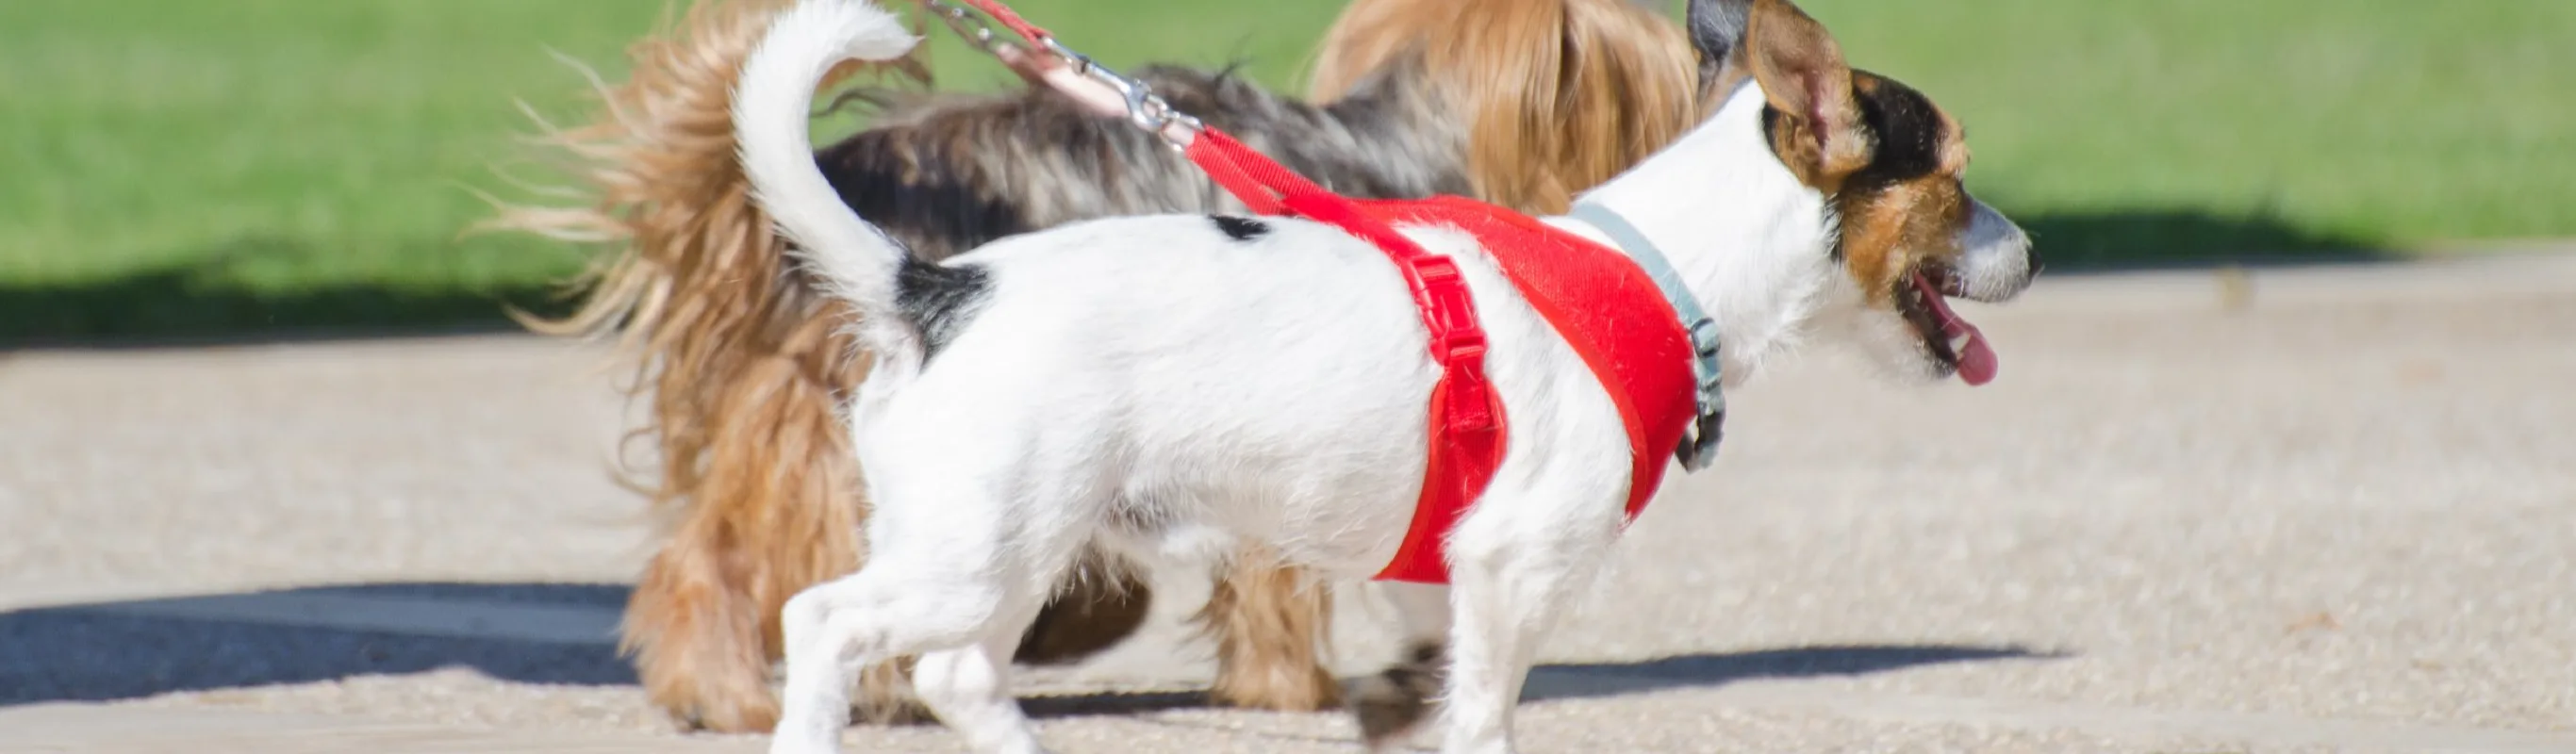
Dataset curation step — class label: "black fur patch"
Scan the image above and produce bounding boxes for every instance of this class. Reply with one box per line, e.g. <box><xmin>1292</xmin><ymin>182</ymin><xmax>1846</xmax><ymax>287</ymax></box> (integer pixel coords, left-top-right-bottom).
<box><xmin>817</xmin><ymin>130</ymin><xmax>1033</xmax><ymax>262</ymax></box>
<box><xmin>1211</xmin><ymin>214</ymin><xmax>1269</xmax><ymax>241</ymax></box>
<box><xmin>1842</xmin><ymin>74</ymin><xmax>1949</xmax><ymax>191</ymax></box>
<box><xmin>894</xmin><ymin>255</ymin><xmax>991</xmax><ymax>360</ymax></box>
<box><xmin>1760</xmin><ymin>73</ymin><xmax>1954</xmax><ymax>262</ymax></box>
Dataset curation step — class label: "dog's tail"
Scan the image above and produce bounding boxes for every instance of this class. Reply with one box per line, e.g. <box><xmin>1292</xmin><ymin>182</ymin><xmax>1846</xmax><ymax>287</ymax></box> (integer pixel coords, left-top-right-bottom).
<box><xmin>736</xmin><ymin>0</ymin><xmax>922</xmax><ymax>353</ymax></box>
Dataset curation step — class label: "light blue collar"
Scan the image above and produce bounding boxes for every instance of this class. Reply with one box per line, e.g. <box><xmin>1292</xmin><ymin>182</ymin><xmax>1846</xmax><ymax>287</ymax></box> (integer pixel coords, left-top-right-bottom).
<box><xmin>1568</xmin><ymin>200</ymin><xmax>1726</xmax><ymax>471</ymax></box>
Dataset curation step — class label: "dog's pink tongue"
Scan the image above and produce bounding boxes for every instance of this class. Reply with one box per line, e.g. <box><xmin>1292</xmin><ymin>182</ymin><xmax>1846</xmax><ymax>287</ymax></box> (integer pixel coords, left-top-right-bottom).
<box><xmin>1911</xmin><ymin>273</ymin><xmax>1998</xmax><ymax>386</ymax></box>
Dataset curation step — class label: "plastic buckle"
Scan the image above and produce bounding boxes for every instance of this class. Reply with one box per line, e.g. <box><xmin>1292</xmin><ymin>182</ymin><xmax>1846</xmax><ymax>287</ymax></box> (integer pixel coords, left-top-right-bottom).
<box><xmin>1407</xmin><ymin>258</ymin><xmax>1485</xmax><ymax>357</ymax></box>
<box><xmin>1402</xmin><ymin>255</ymin><xmax>1495</xmax><ymax>434</ymax></box>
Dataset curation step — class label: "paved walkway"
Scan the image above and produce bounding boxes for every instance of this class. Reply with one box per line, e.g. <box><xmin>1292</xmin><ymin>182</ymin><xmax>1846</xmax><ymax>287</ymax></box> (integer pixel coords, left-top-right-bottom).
<box><xmin>5</xmin><ymin>253</ymin><xmax>2575</xmax><ymax>752</ymax></box>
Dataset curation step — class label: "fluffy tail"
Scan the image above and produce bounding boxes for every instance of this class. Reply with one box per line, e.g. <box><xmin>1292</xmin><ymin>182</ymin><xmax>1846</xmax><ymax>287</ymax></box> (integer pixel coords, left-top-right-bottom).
<box><xmin>735</xmin><ymin>0</ymin><xmax>922</xmax><ymax>353</ymax></box>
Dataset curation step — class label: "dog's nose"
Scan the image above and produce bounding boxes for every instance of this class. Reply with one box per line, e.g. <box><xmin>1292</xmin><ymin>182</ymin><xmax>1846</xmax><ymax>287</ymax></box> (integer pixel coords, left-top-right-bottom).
<box><xmin>1955</xmin><ymin>200</ymin><xmax>2033</xmax><ymax>303</ymax></box>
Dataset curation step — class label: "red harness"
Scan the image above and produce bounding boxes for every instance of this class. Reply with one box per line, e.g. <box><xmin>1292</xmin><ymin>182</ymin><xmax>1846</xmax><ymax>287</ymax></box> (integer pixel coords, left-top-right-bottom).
<box><xmin>1187</xmin><ymin>131</ymin><xmax>1701</xmax><ymax>583</ymax></box>
<box><xmin>933</xmin><ymin>0</ymin><xmax>1704</xmax><ymax>583</ymax></box>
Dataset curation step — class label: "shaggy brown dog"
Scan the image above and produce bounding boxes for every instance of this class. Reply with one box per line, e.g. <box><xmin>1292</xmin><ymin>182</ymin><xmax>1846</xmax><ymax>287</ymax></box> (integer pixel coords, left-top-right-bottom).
<box><xmin>494</xmin><ymin>0</ymin><xmax>1701</xmax><ymax>733</ymax></box>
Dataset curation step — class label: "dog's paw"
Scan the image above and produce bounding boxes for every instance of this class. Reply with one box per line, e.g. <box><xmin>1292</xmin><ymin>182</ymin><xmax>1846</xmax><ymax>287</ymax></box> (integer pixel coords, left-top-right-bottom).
<box><xmin>658</xmin><ymin>673</ymin><xmax>782</xmax><ymax>733</ymax></box>
<box><xmin>675</xmin><ymin>699</ymin><xmax>779</xmax><ymax>733</ymax></box>
<box><xmin>763</xmin><ymin>728</ymin><xmax>845</xmax><ymax>754</ymax></box>
<box><xmin>1348</xmin><ymin>641</ymin><xmax>1445</xmax><ymax>748</ymax></box>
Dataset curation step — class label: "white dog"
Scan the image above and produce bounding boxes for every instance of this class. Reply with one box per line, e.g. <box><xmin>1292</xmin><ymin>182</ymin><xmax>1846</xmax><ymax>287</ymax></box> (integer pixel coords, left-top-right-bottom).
<box><xmin>735</xmin><ymin>0</ymin><xmax>2035</xmax><ymax>751</ymax></box>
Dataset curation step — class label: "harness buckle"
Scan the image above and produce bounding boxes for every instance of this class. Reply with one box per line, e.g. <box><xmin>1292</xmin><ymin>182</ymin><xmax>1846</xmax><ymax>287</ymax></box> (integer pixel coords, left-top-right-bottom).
<box><xmin>1407</xmin><ymin>257</ymin><xmax>1487</xmax><ymax>358</ymax></box>
<box><xmin>1402</xmin><ymin>255</ymin><xmax>1495</xmax><ymax>433</ymax></box>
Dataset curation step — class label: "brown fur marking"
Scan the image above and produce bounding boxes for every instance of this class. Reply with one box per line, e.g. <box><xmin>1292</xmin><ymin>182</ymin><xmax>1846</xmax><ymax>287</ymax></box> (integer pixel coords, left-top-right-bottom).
<box><xmin>1742</xmin><ymin>0</ymin><xmax>1867</xmax><ymax>190</ymax></box>
<box><xmin>1832</xmin><ymin>73</ymin><xmax>1975</xmax><ymax>306</ymax></box>
<box><xmin>1198</xmin><ymin>546</ymin><xmax>1342</xmax><ymax>711</ymax></box>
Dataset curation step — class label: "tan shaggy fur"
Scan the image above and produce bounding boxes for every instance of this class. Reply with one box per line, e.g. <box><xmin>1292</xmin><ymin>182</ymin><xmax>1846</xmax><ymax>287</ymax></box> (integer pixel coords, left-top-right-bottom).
<box><xmin>491</xmin><ymin>0</ymin><xmax>1705</xmax><ymax>733</ymax></box>
<box><xmin>1308</xmin><ymin>0</ymin><xmax>1699</xmax><ymax>214</ymax></box>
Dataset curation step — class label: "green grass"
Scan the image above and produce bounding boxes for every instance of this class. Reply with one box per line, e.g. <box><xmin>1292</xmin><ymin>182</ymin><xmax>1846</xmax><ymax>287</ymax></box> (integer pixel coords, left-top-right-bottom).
<box><xmin>1800</xmin><ymin>0</ymin><xmax>2576</xmax><ymax>266</ymax></box>
<box><xmin>0</xmin><ymin>0</ymin><xmax>1351</xmax><ymax>341</ymax></box>
<box><xmin>3</xmin><ymin>0</ymin><xmax>2571</xmax><ymax>341</ymax></box>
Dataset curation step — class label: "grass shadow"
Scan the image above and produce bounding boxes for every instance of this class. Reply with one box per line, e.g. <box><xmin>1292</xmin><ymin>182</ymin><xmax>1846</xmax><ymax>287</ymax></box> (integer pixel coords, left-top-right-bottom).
<box><xmin>0</xmin><ymin>234</ymin><xmax>582</xmax><ymax>351</ymax></box>
<box><xmin>0</xmin><ymin>208</ymin><xmax>2411</xmax><ymax>349</ymax></box>
<box><xmin>2008</xmin><ymin>206</ymin><xmax>2390</xmax><ymax>272</ymax></box>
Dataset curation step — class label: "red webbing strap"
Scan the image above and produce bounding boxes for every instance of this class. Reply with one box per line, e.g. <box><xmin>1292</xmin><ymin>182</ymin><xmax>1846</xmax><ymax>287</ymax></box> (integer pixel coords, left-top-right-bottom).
<box><xmin>1183</xmin><ymin>127</ymin><xmax>1505</xmax><ymax>583</ymax></box>
<box><xmin>1181</xmin><ymin>128</ymin><xmax>1307</xmax><ymax>215</ymax></box>
<box><xmin>956</xmin><ymin>0</ymin><xmax>1052</xmax><ymax>45</ymax></box>
<box><xmin>1406</xmin><ymin>196</ymin><xmax>1696</xmax><ymax>522</ymax></box>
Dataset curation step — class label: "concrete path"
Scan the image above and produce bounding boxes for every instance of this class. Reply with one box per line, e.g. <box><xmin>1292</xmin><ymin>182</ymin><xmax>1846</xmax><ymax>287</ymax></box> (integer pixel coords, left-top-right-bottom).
<box><xmin>5</xmin><ymin>253</ymin><xmax>2574</xmax><ymax>752</ymax></box>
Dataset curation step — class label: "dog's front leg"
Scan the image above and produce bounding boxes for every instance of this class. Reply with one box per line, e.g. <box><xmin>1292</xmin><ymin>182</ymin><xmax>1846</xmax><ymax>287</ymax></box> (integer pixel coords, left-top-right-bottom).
<box><xmin>1432</xmin><ymin>498</ymin><xmax>1613</xmax><ymax>754</ymax></box>
<box><xmin>1431</xmin><ymin>573</ymin><xmax>1534</xmax><ymax>754</ymax></box>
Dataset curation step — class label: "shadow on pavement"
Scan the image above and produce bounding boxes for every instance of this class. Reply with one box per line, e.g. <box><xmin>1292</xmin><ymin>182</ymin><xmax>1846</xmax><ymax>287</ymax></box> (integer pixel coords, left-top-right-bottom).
<box><xmin>1011</xmin><ymin>645</ymin><xmax>2056</xmax><ymax>720</ymax></box>
<box><xmin>1</xmin><ymin>582</ymin><xmax>2056</xmax><ymax>716</ymax></box>
<box><xmin>0</xmin><ymin>582</ymin><xmax>634</xmax><ymax>706</ymax></box>
<box><xmin>1521</xmin><ymin>645</ymin><xmax>2058</xmax><ymax>703</ymax></box>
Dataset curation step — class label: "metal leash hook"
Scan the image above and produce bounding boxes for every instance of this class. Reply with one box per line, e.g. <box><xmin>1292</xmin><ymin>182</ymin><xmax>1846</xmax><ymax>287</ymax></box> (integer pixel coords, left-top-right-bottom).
<box><xmin>1033</xmin><ymin>38</ymin><xmax>1204</xmax><ymax>146</ymax></box>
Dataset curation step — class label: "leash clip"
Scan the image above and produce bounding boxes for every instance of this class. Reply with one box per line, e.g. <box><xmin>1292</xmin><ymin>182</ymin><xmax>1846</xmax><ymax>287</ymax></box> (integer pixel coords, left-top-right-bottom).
<box><xmin>918</xmin><ymin>0</ymin><xmax>1203</xmax><ymax>149</ymax></box>
<box><xmin>1034</xmin><ymin>38</ymin><xmax>1205</xmax><ymax>149</ymax></box>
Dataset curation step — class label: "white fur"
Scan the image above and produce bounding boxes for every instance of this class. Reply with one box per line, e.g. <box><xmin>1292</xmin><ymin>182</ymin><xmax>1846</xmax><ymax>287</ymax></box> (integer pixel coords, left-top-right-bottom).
<box><xmin>733</xmin><ymin>0</ymin><xmax>921</xmax><ymax>352</ymax></box>
<box><xmin>735</xmin><ymin>2</ymin><xmax>2032</xmax><ymax>753</ymax></box>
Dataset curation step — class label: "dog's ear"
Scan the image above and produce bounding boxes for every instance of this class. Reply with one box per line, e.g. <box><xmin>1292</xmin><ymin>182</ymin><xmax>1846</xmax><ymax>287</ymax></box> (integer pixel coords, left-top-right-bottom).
<box><xmin>1743</xmin><ymin>0</ymin><xmax>1868</xmax><ymax>188</ymax></box>
<box><xmin>1685</xmin><ymin>0</ymin><xmax>1751</xmax><ymax>91</ymax></box>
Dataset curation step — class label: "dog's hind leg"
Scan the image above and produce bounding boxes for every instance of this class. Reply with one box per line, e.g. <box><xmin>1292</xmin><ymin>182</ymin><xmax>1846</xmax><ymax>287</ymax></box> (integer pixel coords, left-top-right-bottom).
<box><xmin>911</xmin><ymin>606</ymin><xmax>1052</xmax><ymax>754</ymax></box>
<box><xmin>768</xmin><ymin>441</ymin><xmax>1084</xmax><ymax>754</ymax></box>
<box><xmin>770</xmin><ymin>549</ymin><xmax>1056</xmax><ymax>754</ymax></box>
